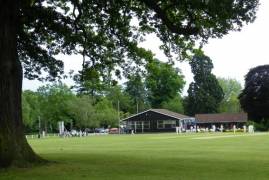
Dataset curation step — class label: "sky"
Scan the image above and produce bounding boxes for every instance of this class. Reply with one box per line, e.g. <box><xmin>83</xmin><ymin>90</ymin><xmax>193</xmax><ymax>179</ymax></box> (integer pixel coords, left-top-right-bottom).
<box><xmin>23</xmin><ymin>0</ymin><xmax>269</xmax><ymax>94</ymax></box>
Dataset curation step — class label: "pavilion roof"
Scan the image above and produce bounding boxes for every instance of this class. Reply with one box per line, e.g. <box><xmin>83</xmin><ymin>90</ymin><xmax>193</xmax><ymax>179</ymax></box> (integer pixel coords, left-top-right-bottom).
<box><xmin>121</xmin><ymin>109</ymin><xmax>191</xmax><ymax>121</ymax></box>
<box><xmin>195</xmin><ymin>113</ymin><xmax>248</xmax><ymax>123</ymax></box>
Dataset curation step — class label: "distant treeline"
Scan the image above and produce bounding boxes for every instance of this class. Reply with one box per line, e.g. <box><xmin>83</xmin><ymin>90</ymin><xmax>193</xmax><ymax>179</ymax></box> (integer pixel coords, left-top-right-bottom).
<box><xmin>22</xmin><ymin>58</ymin><xmax>243</xmax><ymax>133</ymax></box>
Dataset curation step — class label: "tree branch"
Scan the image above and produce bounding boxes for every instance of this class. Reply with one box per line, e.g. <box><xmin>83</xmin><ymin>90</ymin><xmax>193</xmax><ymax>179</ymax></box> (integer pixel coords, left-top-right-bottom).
<box><xmin>138</xmin><ymin>0</ymin><xmax>199</xmax><ymax>35</ymax></box>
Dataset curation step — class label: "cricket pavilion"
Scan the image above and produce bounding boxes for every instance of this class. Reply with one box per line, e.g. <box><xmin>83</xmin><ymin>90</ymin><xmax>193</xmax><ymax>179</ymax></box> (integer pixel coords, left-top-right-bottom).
<box><xmin>121</xmin><ymin>109</ymin><xmax>248</xmax><ymax>133</ymax></box>
<box><xmin>121</xmin><ymin>109</ymin><xmax>195</xmax><ymax>133</ymax></box>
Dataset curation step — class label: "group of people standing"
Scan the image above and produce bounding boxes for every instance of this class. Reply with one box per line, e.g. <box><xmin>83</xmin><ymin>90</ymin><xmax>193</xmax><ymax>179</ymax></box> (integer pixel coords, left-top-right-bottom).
<box><xmin>175</xmin><ymin>124</ymin><xmax>255</xmax><ymax>134</ymax></box>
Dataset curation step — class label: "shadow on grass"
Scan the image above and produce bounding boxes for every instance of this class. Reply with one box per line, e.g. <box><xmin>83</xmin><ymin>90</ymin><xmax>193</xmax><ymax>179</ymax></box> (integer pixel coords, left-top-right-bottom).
<box><xmin>1</xmin><ymin>151</ymin><xmax>269</xmax><ymax>180</ymax></box>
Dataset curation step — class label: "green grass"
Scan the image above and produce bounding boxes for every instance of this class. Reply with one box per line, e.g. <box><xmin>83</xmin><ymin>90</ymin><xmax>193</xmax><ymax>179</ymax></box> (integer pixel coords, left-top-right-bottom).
<box><xmin>1</xmin><ymin>133</ymin><xmax>269</xmax><ymax>180</ymax></box>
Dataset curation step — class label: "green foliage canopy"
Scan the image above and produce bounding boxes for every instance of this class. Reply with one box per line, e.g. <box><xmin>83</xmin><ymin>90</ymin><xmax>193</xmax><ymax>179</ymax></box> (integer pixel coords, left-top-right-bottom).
<box><xmin>37</xmin><ymin>83</ymin><xmax>75</xmax><ymax>130</ymax></box>
<box><xmin>218</xmin><ymin>77</ymin><xmax>242</xmax><ymax>113</ymax></box>
<box><xmin>22</xmin><ymin>90</ymin><xmax>41</xmax><ymax>132</ymax></box>
<box><xmin>94</xmin><ymin>98</ymin><xmax>119</xmax><ymax>128</ymax></box>
<box><xmin>146</xmin><ymin>59</ymin><xmax>185</xmax><ymax>108</ymax></box>
<box><xmin>19</xmin><ymin>0</ymin><xmax>259</xmax><ymax>81</ymax></box>
<box><xmin>161</xmin><ymin>95</ymin><xmax>184</xmax><ymax>114</ymax></box>
<box><xmin>106</xmin><ymin>85</ymin><xmax>132</xmax><ymax>113</ymax></box>
<box><xmin>125</xmin><ymin>72</ymin><xmax>149</xmax><ymax>113</ymax></box>
<box><xmin>22</xmin><ymin>83</ymin><xmax>123</xmax><ymax>131</ymax></box>
<box><xmin>67</xmin><ymin>95</ymin><xmax>97</xmax><ymax>128</ymax></box>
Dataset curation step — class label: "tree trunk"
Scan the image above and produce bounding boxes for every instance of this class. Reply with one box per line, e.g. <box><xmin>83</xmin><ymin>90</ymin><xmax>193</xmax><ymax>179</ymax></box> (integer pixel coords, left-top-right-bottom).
<box><xmin>0</xmin><ymin>1</ymin><xmax>43</xmax><ymax>168</ymax></box>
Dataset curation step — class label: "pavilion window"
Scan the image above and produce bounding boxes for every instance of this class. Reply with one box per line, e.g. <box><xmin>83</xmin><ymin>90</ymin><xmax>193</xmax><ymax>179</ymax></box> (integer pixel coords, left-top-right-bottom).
<box><xmin>128</xmin><ymin>121</ymin><xmax>135</xmax><ymax>129</ymax></box>
<box><xmin>157</xmin><ymin>120</ymin><xmax>164</xmax><ymax>129</ymax></box>
<box><xmin>164</xmin><ymin>120</ymin><xmax>176</xmax><ymax>128</ymax></box>
<box><xmin>136</xmin><ymin>121</ymin><xmax>142</xmax><ymax>129</ymax></box>
<box><xmin>143</xmin><ymin>121</ymin><xmax>150</xmax><ymax>129</ymax></box>
<box><xmin>128</xmin><ymin>121</ymin><xmax>150</xmax><ymax>129</ymax></box>
<box><xmin>157</xmin><ymin>120</ymin><xmax>176</xmax><ymax>129</ymax></box>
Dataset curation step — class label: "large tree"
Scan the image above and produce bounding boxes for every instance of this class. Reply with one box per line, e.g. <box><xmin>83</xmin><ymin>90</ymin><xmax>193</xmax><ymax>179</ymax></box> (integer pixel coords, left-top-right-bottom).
<box><xmin>161</xmin><ymin>95</ymin><xmax>184</xmax><ymax>114</ymax></box>
<box><xmin>67</xmin><ymin>95</ymin><xmax>97</xmax><ymax>129</ymax></box>
<box><xmin>125</xmin><ymin>72</ymin><xmax>148</xmax><ymax>113</ymax></box>
<box><xmin>239</xmin><ymin>65</ymin><xmax>269</xmax><ymax>122</ymax></box>
<box><xmin>37</xmin><ymin>83</ymin><xmax>75</xmax><ymax>132</ymax></box>
<box><xmin>94</xmin><ymin>98</ymin><xmax>119</xmax><ymax>128</ymax></box>
<box><xmin>146</xmin><ymin>59</ymin><xmax>185</xmax><ymax>108</ymax></box>
<box><xmin>218</xmin><ymin>77</ymin><xmax>242</xmax><ymax>113</ymax></box>
<box><xmin>184</xmin><ymin>52</ymin><xmax>224</xmax><ymax>116</ymax></box>
<box><xmin>106</xmin><ymin>85</ymin><xmax>132</xmax><ymax>113</ymax></box>
<box><xmin>0</xmin><ymin>0</ymin><xmax>259</xmax><ymax>167</ymax></box>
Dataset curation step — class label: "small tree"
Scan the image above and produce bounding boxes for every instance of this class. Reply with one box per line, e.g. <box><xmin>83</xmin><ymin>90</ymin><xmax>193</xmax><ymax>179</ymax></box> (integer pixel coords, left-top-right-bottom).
<box><xmin>184</xmin><ymin>53</ymin><xmax>224</xmax><ymax>116</ymax></box>
<box><xmin>239</xmin><ymin>65</ymin><xmax>269</xmax><ymax>122</ymax></box>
